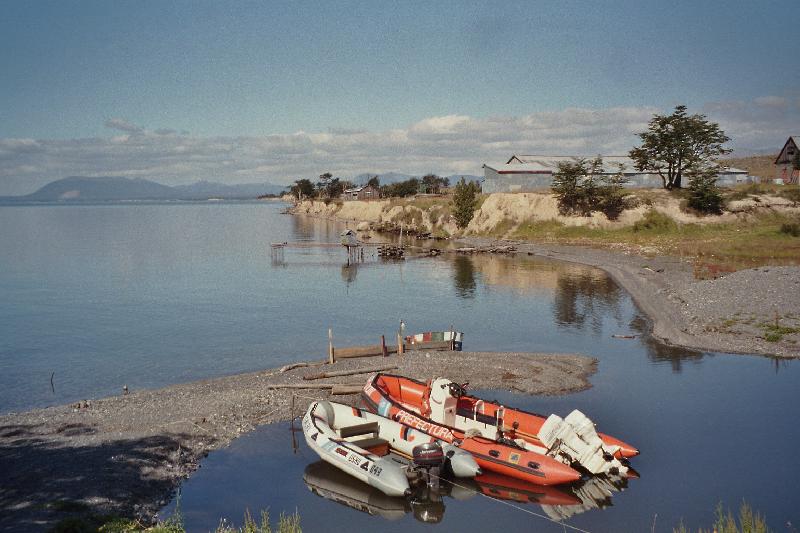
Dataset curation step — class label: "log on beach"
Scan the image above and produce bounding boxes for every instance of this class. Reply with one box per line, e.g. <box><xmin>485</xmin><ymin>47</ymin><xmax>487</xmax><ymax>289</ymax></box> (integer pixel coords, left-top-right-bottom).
<box><xmin>302</xmin><ymin>364</ymin><xmax>397</xmax><ymax>381</ymax></box>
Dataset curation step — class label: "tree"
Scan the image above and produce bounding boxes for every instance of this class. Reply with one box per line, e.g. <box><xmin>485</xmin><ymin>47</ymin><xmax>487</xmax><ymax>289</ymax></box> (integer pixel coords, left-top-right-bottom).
<box><xmin>325</xmin><ymin>177</ymin><xmax>344</xmax><ymax>198</ymax></box>
<box><xmin>451</xmin><ymin>178</ymin><xmax>480</xmax><ymax>229</ymax></box>
<box><xmin>380</xmin><ymin>178</ymin><xmax>419</xmax><ymax>198</ymax></box>
<box><xmin>686</xmin><ymin>168</ymin><xmax>724</xmax><ymax>215</ymax></box>
<box><xmin>290</xmin><ymin>178</ymin><xmax>315</xmax><ymax>200</ymax></box>
<box><xmin>552</xmin><ymin>157</ymin><xmax>630</xmax><ymax>219</ymax></box>
<box><xmin>421</xmin><ymin>174</ymin><xmax>448</xmax><ymax>194</ymax></box>
<box><xmin>316</xmin><ymin>172</ymin><xmax>333</xmax><ymax>197</ymax></box>
<box><xmin>366</xmin><ymin>175</ymin><xmax>380</xmax><ymax>188</ymax></box>
<box><xmin>551</xmin><ymin>158</ymin><xmax>595</xmax><ymax>216</ymax></box>
<box><xmin>629</xmin><ymin>105</ymin><xmax>731</xmax><ymax>189</ymax></box>
<box><xmin>597</xmin><ymin>163</ymin><xmax>629</xmax><ymax>220</ymax></box>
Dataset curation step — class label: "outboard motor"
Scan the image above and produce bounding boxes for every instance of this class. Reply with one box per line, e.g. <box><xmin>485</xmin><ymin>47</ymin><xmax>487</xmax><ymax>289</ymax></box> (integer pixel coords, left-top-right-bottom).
<box><xmin>412</xmin><ymin>442</ymin><xmax>445</xmax><ymax>490</ymax></box>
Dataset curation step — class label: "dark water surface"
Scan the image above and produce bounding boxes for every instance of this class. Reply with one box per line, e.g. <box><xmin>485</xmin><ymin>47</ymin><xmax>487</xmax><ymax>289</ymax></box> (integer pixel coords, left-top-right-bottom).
<box><xmin>1</xmin><ymin>202</ymin><xmax>798</xmax><ymax>532</ymax></box>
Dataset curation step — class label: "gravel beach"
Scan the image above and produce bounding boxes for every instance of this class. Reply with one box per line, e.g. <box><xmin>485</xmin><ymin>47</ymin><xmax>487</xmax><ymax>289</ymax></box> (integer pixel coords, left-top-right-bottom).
<box><xmin>0</xmin><ymin>351</ymin><xmax>595</xmax><ymax>531</ymax></box>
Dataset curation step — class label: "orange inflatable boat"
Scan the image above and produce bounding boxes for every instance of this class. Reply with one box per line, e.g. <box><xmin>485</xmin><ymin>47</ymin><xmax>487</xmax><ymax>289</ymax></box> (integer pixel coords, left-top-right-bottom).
<box><xmin>362</xmin><ymin>374</ymin><xmax>581</xmax><ymax>486</ymax></box>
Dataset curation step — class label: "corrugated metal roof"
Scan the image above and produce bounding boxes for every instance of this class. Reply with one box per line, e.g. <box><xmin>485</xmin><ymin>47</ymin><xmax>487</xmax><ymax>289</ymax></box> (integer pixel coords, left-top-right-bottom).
<box><xmin>489</xmin><ymin>155</ymin><xmax>747</xmax><ymax>174</ymax></box>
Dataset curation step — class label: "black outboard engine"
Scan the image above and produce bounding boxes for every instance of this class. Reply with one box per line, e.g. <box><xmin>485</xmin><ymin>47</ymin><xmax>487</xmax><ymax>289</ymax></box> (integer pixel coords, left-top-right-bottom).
<box><xmin>412</xmin><ymin>442</ymin><xmax>445</xmax><ymax>490</ymax></box>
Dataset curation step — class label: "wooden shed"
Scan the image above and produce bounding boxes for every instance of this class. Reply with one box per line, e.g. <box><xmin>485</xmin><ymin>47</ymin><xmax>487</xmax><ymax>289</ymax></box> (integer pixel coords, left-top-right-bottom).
<box><xmin>775</xmin><ymin>136</ymin><xmax>800</xmax><ymax>185</ymax></box>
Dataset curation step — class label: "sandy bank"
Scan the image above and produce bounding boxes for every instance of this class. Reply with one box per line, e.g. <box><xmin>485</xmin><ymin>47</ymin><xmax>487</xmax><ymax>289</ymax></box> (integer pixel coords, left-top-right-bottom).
<box><xmin>0</xmin><ymin>350</ymin><xmax>595</xmax><ymax>531</ymax></box>
<box><xmin>463</xmin><ymin>238</ymin><xmax>800</xmax><ymax>358</ymax></box>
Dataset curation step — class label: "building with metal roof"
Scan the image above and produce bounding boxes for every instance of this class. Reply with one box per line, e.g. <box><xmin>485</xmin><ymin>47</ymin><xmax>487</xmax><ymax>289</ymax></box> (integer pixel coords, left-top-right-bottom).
<box><xmin>483</xmin><ymin>154</ymin><xmax>752</xmax><ymax>193</ymax></box>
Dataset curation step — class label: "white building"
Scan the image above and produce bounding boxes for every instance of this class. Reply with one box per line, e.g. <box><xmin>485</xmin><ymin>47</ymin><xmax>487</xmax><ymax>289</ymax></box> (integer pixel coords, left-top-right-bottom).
<box><xmin>482</xmin><ymin>155</ymin><xmax>752</xmax><ymax>193</ymax></box>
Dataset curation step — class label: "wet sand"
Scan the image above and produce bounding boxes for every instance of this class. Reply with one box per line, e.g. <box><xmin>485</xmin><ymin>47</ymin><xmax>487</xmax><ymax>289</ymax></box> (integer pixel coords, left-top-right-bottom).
<box><xmin>0</xmin><ymin>351</ymin><xmax>595</xmax><ymax>531</ymax></box>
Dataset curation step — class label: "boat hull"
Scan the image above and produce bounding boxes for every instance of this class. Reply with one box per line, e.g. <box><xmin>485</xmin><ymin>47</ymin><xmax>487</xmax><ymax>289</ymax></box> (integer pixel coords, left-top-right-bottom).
<box><xmin>362</xmin><ymin>375</ymin><xmax>581</xmax><ymax>486</ymax></box>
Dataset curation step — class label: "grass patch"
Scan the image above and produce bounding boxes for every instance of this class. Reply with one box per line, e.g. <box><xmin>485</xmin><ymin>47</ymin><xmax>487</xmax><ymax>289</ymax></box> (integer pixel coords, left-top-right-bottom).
<box><xmin>759</xmin><ymin>322</ymin><xmax>800</xmax><ymax>342</ymax></box>
<box><xmin>488</xmin><ymin>218</ymin><xmax>517</xmax><ymax>238</ymax></box>
<box><xmin>48</xmin><ymin>504</ymin><xmax>301</xmax><ymax>533</ymax></box>
<box><xmin>510</xmin><ymin>210</ymin><xmax>800</xmax><ymax>269</ymax></box>
<box><xmin>674</xmin><ymin>501</ymin><xmax>769</xmax><ymax>533</ymax></box>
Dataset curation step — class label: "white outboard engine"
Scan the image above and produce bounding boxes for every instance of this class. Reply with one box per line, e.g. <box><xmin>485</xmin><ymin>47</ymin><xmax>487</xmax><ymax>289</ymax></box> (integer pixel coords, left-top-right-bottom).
<box><xmin>412</xmin><ymin>442</ymin><xmax>445</xmax><ymax>490</ymax></box>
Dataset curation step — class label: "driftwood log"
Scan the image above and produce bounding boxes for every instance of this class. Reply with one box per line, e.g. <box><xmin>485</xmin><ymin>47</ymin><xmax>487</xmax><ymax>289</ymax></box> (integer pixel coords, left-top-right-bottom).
<box><xmin>303</xmin><ymin>364</ymin><xmax>397</xmax><ymax>381</ymax></box>
<box><xmin>279</xmin><ymin>360</ymin><xmax>328</xmax><ymax>373</ymax></box>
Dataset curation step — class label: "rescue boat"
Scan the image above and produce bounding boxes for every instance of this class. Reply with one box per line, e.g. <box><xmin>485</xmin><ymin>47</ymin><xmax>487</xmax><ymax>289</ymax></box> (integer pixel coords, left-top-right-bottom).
<box><xmin>364</xmin><ymin>373</ymin><xmax>637</xmax><ymax>475</ymax></box>
<box><xmin>362</xmin><ymin>375</ymin><xmax>581</xmax><ymax>486</ymax></box>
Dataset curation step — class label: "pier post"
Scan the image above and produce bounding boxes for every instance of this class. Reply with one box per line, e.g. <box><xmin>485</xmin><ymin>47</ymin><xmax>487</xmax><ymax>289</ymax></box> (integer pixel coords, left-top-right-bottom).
<box><xmin>328</xmin><ymin>328</ymin><xmax>335</xmax><ymax>364</ymax></box>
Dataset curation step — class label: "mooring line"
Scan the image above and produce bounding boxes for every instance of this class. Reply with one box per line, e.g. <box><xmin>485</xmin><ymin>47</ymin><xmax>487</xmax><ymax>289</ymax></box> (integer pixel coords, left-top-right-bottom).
<box><xmin>429</xmin><ymin>471</ymin><xmax>592</xmax><ymax>533</ymax></box>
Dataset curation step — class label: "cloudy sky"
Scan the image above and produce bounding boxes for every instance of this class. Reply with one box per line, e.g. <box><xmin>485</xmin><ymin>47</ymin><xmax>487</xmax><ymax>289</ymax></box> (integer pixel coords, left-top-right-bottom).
<box><xmin>1</xmin><ymin>0</ymin><xmax>798</xmax><ymax>195</ymax></box>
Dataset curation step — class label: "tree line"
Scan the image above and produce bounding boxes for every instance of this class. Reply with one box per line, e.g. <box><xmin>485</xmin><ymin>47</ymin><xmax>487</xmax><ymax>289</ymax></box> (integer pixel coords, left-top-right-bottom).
<box><xmin>288</xmin><ymin>173</ymin><xmax>454</xmax><ymax>200</ymax></box>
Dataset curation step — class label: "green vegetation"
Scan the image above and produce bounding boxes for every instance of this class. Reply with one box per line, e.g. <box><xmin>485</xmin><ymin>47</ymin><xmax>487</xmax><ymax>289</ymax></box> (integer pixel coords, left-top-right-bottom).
<box><xmin>629</xmin><ymin>105</ymin><xmax>731</xmax><ymax>189</ymax></box>
<box><xmin>511</xmin><ymin>211</ymin><xmax>800</xmax><ymax>268</ymax></box>
<box><xmin>673</xmin><ymin>501</ymin><xmax>769</xmax><ymax>533</ymax></box>
<box><xmin>686</xmin><ymin>169</ymin><xmax>724</xmax><ymax>215</ymax></box>
<box><xmin>451</xmin><ymin>178</ymin><xmax>480</xmax><ymax>229</ymax></box>
<box><xmin>780</xmin><ymin>222</ymin><xmax>800</xmax><ymax>237</ymax></box>
<box><xmin>420</xmin><ymin>174</ymin><xmax>449</xmax><ymax>194</ymax></box>
<box><xmin>632</xmin><ymin>209</ymin><xmax>679</xmax><ymax>233</ymax></box>
<box><xmin>551</xmin><ymin>157</ymin><xmax>631</xmax><ymax>219</ymax></box>
<box><xmin>48</xmin><ymin>504</ymin><xmax>301</xmax><ymax>533</ymax></box>
<box><xmin>381</xmin><ymin>178</ymin><xmax>419</xmax><ymax>198</ymax></box>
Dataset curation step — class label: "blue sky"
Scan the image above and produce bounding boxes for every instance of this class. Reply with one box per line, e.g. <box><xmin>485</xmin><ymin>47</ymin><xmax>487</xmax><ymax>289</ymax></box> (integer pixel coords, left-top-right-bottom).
<box><xmin>1</xmin><ymin>0</ymin><xmax>798</xmax><ymax>194</ymax></box>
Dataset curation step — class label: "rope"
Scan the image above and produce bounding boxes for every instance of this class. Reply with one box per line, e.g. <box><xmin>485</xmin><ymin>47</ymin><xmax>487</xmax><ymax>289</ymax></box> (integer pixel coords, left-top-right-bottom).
<box><xmin>427</xmin><ymin>470</ymin><xmax>592</xmax><ymax>533</ymax></box>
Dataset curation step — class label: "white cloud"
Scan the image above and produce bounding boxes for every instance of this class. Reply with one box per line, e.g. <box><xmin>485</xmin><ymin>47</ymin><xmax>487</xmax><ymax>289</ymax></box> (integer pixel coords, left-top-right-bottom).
<box><xmin>104</xmin><ymin>118</ymin><xmax>144</xmax><ymax>135</ymax></box>
<box><xmin>1</xmin><ymin>99</ymin><xmax>797</xmax><ymax>195</ymax></box>
<box><xmin>754</xmin><ymin>95</ymin><xmax>787</xmax><ymax>108</ymax></box>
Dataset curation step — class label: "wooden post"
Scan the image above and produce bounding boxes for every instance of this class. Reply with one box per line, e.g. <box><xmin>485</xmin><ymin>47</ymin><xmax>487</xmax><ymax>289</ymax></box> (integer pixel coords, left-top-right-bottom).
<box><xmin>449</xmin><ymin>324</ymin><xmax>455</xmax><ymax>351</ymax></box>
<box><xmin>328</xmin><ymin>328</ymin><xmax>335</xmax><ymax>364</ymax></box>
<box><xmin>381</xmin><ymin>335</ymin><xmax>388</xmax><ymax>357</ymax></box>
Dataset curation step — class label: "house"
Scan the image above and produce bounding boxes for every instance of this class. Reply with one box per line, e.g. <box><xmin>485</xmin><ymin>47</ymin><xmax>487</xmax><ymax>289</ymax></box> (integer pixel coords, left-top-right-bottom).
<box><xmin>775</xmin><ymin>136</ymin><xmax>800</xmax><ymax>185</ymax></box>
<box><xmin>482</xmin><ymin>155</ymin><xmax>751</xmax><ymax>193</ymax></box>
<box><xmin>342</xmin><ymin>184</ymin><xmax>381</xmax><ymax>201</ymax></box>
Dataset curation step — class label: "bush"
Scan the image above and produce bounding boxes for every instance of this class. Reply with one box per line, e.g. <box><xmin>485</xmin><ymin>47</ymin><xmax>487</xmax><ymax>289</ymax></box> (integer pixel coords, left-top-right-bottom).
<box><xmin>686</xmin><ymin>171</ymin><xmax>724</xmax><ymax>214</ymax></box>
<box><xmin>633</xmin><ymin>209</ymin><xmax>679</xmax><ymax>233</ymax></box>
<box><xmin>780</xmin><ymin>222</ymin><xmax>800</xmax><ymax>237</ymax></box>
<box><xmin>778</xmin><ymin>187</ymin><xmax>800</xmax><ymax>203</ymax></box>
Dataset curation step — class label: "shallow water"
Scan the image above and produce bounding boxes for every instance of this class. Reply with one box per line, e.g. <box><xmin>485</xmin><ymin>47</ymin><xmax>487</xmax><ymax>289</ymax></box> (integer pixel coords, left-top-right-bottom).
<box><xmin>1</xmin><ymin>202</ymin><xmax>798</xmax><ymax>531</ymax></box>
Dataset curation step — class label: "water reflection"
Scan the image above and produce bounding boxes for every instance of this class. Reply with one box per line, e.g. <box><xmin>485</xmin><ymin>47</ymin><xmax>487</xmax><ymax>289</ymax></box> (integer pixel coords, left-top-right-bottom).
<box><xmin>628</xmin><ymin>316</ymin><xmax>707</xmax><ymax>372</ymax></box>
<box><xmin>452</xmin><ymin>255</ymin><xmax>478</xmax><ymax>299</ymax></box>
<box><xmin>553</xmin><ymin>271</ymin><xmax>622</xmax><ymax>333</ymax></box>
<box><xmin>303</xmin><ymin>459</ymin><xmax>635</xmax><ymax>525</ymax></box>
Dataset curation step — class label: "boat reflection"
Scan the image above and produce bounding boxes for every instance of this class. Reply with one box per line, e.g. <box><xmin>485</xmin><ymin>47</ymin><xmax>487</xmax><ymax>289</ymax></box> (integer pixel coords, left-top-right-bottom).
<box><xmin>304</xmin><ymin>460</ymin><xmax>637</xmax><ymax>524</ymax></box>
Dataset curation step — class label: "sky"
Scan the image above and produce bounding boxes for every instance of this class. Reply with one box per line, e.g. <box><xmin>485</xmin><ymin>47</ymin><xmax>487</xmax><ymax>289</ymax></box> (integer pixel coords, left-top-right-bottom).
<box><xmin>1</xmin><ymin>0</ymin><xmax>799</xmax><ymax>195</ymax></box>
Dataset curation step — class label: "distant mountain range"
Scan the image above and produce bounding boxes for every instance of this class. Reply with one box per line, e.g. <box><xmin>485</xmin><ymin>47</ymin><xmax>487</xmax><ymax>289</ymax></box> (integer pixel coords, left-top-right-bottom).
<box><xmin>0</xmin><ymin>176</ymin><xmax>287</xmax><ymax>202</ymax></box>
<box><xmin>0</xmin><ymin>172</ymin><xmax>485</xmax><ymax>203</ymax></box>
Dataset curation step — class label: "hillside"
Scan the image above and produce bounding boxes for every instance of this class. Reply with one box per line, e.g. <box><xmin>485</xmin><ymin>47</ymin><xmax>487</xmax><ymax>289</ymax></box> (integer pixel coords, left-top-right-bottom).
<box><xmin>20</xmin><ymin>176</ymin><xmax>178</xmax><ymax>201</ymax></box>
<box><xmin>724</xmin><ymin>154</ymin><xmax>776</xmax><ymax>181</ymax></box>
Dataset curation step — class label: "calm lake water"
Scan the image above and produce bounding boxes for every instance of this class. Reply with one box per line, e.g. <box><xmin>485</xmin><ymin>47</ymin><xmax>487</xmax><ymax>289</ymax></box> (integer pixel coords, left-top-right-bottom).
<box><xmin>1</xmin><ymin>202</ymin><xmax>798</xmax><ymax>532</ymax></box>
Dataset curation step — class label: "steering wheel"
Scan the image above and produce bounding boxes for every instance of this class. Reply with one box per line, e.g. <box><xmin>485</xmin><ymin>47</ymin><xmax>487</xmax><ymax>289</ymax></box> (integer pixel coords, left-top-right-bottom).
<box><xmin>447</xmin><ymin>382</ymin><xmax>468</xmax><ymax>398</ymax></box>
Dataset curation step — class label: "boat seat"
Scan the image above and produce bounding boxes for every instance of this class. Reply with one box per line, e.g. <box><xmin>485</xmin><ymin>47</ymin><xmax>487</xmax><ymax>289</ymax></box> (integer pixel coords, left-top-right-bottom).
<box><xmin>337</xmin><ymin>421</ymin><xmax>379</xmax><ymax>439</ymax></box>
<box><xmin>350</xmin><ymin>437</ymin><xmax>390</xmax><ymax>457</ymax></box>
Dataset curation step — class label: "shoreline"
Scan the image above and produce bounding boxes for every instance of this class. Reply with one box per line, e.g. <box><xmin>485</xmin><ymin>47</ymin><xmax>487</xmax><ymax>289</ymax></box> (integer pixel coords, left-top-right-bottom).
<box><xmin>459</xmin><ymin>237</ymin><xmax>799</xmax><ymax>359</ymax></box>
<box><xmin>0</xmin><ymin>350</ymin><xmax>595</xmax><ymax>531</ymax></box>
<box><xmin>286</xmin><ymin>205</ymin><xmax>799</xmax><ymax>358</ymax></box>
